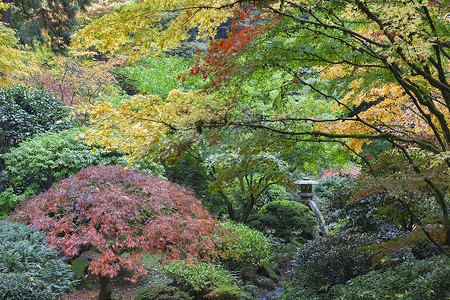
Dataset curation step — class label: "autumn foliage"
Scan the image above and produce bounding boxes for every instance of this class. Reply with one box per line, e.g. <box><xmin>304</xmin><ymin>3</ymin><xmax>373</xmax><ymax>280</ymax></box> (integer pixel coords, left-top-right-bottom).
<box><xmin>11</xmin><ymin>165</ymin><xmax>221</xmax><ymax>282</ymax></box>
<box><xmin>184</xmin><ymin>8</ymin><xmax>278</xmax><ymax>90</ymax></box>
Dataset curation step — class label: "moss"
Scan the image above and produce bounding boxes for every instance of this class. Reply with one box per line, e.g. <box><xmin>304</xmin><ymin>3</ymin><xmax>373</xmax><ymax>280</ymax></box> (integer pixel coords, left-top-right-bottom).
<box><xmin>70</xmin><ymin>258</ymin><xmax>94</xmax><ymax>290</ymax></box>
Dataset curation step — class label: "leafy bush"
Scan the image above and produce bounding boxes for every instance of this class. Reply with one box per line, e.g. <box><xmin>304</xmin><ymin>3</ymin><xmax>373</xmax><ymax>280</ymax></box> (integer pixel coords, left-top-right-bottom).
<box><xmin>278</xmin><ymin>233</ymin><xmax>379</xmax><ymax>299</ymax></box>
<box><xmin>0</xmin><ymin>187</ymin><xmax>25</xmax><ymax>217</ymax></box>
<box><xmin>135</xmin><ymin>284</ymin><xmax>193</xmax><ymax>300</ymax></box>
<box><xmin>315</xmin><ymin>174</ymin><xmax>409</xmax><ymax>236</ymax></box>
<box><xmin>0</xmin><ymin>86</ymin><xmax>73</xmax><ymax>157</ymax></box>
<box><xmin>217</xmin><ymin>220</ymin><xmax>273</xmax><ymax>269</ymax></box>
<box><xmin>333</xmin><ymin>256</ymin><xmax>450</xmax><ymax>300</ymax></box>
<box><xmin>0</xmin><ymin>220</ymin><xmax>76</xmax><ymax>299</ymax></box>
<box><xmin>248</xmin><ymin>200</ymin><xmax>317</xmax><ymax>240</ymax></box>
<box><xmin>314</xmin><ymin>174</ymin><xmax>354</xmax><ymax>225</ymax></box>
<box><xmin>164</xmin><ymin>260</ymin><xmax>242</xmax><ymax>299</ymax></box>
<box><xmin>1</xmin><ymin>128</ymin><xmax>125</xmax><ymax>196</ymax></box>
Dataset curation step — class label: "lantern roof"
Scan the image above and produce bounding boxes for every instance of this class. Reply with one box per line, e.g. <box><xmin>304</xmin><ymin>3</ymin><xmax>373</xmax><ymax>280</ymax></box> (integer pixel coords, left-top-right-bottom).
<box><xmin>295</xmin><ymin>178</ymin><xmax>319</xmax><ymax>185</ymax></box>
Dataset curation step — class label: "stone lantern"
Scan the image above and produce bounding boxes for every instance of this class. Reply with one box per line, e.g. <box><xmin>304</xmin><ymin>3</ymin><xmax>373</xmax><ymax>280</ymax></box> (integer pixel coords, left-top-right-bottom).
<box><xmin>295</xmin><ymin>178</ymin><xmax>329</xmax><ymax>236</ymax></box>
<box><xmin>296</xmin><ymin>177</ymin><xmax>319</xmax><ymax>202</ymax></box>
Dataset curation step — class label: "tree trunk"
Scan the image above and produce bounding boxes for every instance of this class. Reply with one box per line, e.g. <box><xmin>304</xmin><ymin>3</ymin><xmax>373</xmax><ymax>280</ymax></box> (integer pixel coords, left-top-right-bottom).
<box><xmin>97</xmin><ymin>275</ymin><xmax>112</xmax><ymax>300</ymax></box>
<box><xmin>0</xmin><ymin>0</ymin><xmax>12</xmax><ymax>26</ymax></box>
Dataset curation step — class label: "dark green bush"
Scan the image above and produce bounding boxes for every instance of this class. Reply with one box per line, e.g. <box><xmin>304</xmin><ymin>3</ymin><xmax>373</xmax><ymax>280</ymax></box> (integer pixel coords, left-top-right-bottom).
<box><xmin>218</xmin><ymin>220</ymin><xmax>273</xmax><ymax>269</ymax></box>
<box><xmin>248</xmin><ymin>200</ymin><xmax>317</xmax><ymax>240</ymax></box>
<box><xmin>0</xmin><ymin>86</ymin><xmax>73</xmax><ymax>158</ymax></box>
<box><xmin>0</xmin><ymin>220</ymin><xmax>76</xmax><ymax>299</ymax></box>
<box><xmin>278</xmin><ymin>233</ymin><xmax>379</xmax><ymax>300</ymax></box>
<box><xmin>333</xmin><ymin>256</ymin><xmax>450</xmax><ymax>300</ymax></box>
<box><xmin>164</xmin><ymin>260</ymin><xmax>242</xmax><ymax>299</ymax></box>
<box><xmin>1</xmin><ymin>128</ymin><xmax>125</xmax><ymax>197</ymax></box>
<box><xmin>135</xmin><ymin>284</ymin><xmax>193</xmax><ymax>300</ymax></box>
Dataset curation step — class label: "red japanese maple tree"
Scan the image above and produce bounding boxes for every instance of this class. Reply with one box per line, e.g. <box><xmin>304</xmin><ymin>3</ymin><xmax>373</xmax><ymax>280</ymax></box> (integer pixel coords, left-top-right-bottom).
<box><xmin>11</xmin><ymin>165</ymin><xmax>221</xmax><ymax>300</ymax></box>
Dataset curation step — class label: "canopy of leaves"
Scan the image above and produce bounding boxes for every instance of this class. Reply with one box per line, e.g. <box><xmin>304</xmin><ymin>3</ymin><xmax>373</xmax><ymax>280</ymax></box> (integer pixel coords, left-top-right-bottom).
<box><xmin>6</xmin><ymin>0</ymin><xmax>91</xmax><ymax>51</ymax></box>
<box><xmin>79</xmin><ymin>89</ymin><xmax>228</xmax><ymax>165</ymax></box>
<box><xmin>23</xmin><ymin>54</ymin><xmax>124</xmax><ymax>106</ymax></box>
<box><xmin>11</xmin><ymin>165</ymin><xmax>222</xmax><ymax>281</ymax></box>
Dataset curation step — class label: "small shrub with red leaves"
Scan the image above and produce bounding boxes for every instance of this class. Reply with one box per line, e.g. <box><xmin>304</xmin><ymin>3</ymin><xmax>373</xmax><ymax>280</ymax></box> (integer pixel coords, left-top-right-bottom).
<box><xmin>11</xmin><ymin>165</ymin><xmax>221</xmax><ymax>283</ymax></box>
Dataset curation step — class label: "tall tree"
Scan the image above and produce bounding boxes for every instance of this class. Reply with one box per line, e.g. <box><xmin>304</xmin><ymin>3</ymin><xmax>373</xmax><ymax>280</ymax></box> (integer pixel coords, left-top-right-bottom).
<box><xmin>1</xmin><ymin>0</ymin><xmax>91</xmax><ymax>51</ymax></box>
<box><xmin>75</xmin><ymin>0</ymin><xmax>450</xmax><ymax>251</ymax></box>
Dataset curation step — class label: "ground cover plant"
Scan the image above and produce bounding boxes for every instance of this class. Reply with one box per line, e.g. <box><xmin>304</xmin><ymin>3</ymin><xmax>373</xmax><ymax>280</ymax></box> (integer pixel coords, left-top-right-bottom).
<box><xmin>0</xmin><ymin>220</ymin><xmax>76</xmax><ymax>300</ymax></box>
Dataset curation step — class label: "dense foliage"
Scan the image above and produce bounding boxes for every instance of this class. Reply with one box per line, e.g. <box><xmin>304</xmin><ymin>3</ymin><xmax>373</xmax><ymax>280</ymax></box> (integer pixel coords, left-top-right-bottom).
<box><xmin>279</xmin><ymin>233</ymin><xmax>380</xmax><ymax>299</ymax></box>
<box><xmin>1</xmin><ymin>128</ymin><xmax>125</xmax><ymax>196</ymax></box>
<box><xmin>164</xmin><ymin>260</ymin><xmax>241</xmax><ymax>299</ymax></box>
<box><xmin>248</xmin><ymin>200</ymin><xmax>317</xmax><ymax>241</ymax></box>
<box><xmin>0</xmin><ymin>86</ymin><xmax>73</xmax><ymax>158</ymax></box>
<box><xmin>135</xmin><ymin>284</ymin><xmax>193</xmax><ymax>300</ymax></box>
<box><xmin>334</xmin><ymin>256</ymin><xmax>450</xmax><ymax>300</ymax></box>
<box><xmin>0</xmin><ymin>220</ymin><xmax>76</xmax><ymax>299</ymax></box>
<box><xmin>217</xmin><ymin>220</ymin><xmax>273</xmax><ymax>269</ymax></box>
<box><xmin>2</xmin><ymin>0</ymin><xmax>450</xmax><ymax>298</ymax></box>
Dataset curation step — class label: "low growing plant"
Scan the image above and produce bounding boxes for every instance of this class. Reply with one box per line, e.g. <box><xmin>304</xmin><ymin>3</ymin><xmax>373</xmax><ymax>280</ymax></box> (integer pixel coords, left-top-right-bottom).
<box><xmin>333</xmin><ymin>256</ymin><xmax>450</xmax><ymax>299</ymax></box>
<box><xmin>248</xmin><ymin>200</ymin><xmax>317</xmax><ymax>241</ymax></box>
<box><xmin>0</xmin><ymin>220</ymin><xmax>76</xmax><ymax>299</ymax></box>
<box><xmin>135</xmin><ymin>284</ymin><xmax>193</xmax><ymax>300</ymax></box>
<box><xmin>218</xmin><ymin>220</ymin><xmax>273</xmax><ymax>269</ymax></box>
<box><xmin>278</xmin><ymin>233</ymin><xmax>379</xmax><ymax>300</ymax></box>
<box><xmin>164</xmin><ymin>260</ymin><xmax>242</xmax><ymax>299</ymax></box>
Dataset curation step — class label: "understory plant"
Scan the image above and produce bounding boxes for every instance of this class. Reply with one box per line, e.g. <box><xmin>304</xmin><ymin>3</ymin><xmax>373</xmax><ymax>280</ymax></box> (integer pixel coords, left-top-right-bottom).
<box><xmin>0</xmin><ymin>220</ymin><xmax>76</xmax><ymax>299</ymax></box>
<box><xmin>164</xmin><ymin>260</ymin><xmax>242</xmax><ymax>299</ymax></box>
<box><xmin>217</xmin><ymin>220</ymin><xmax>273</xmax><ymax>269</ymax></box>
<box><xmin>333</xmin><ymin>256</ymin><xmax>450</xmax><ymax>299</ymax></box>
<box><xmin>1</xmin><ymin>128</ymin><xmax>125</xmax><ymax>196</ymax></box>
<box><xmin>278</xmin><ymin>233</ymin><xmax>379</xmax><ymax>300</ymax></box>
<box><xmin>0</xmin><ymin>86</ymin><xmax>73</xmax><ymax>157</ymax></box>
<box><xmin>248</xmin><ymin>200</ymin><xmax>317</xmax><ymax>241</ymax></box>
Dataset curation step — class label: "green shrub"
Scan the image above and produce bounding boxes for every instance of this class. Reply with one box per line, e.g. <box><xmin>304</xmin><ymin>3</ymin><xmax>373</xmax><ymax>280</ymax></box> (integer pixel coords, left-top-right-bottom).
<box><xmin>333</xmin><ymin>256</ymin><xmax>450</xmax><ymax>300</ymax></box>
<box><xmin>218</xmin><ymin>220</ymin><xmax>273</xmax><ymax>269</ymax></box>
<box><xmin>248</xmin><ymin>200</ymin><xmax>317</xmax><ymax>240</ymax></box>
<box><xmin>1</xmin><ymin>128</ymin><xmax>125</xmax><ymax>196</ymax></box>
<box><xmin>164</xmin><ymin>260</ymin><xmax>242</xmax><ymax>299</ymax></box>
<box><xmin>0</xmin><ymin>86</ymin><xmax>73</xmax><ymax>157</ymax></box>
<box><xmin>278</xmin><ymin>233</ymin><xmax>379</xmax><ymax>300</ymax></box>
<box><xmin>0</xmin><ymin>220</ymin><xmax>76</xmax><ymax>299</ymax></box>
<box><xmin>0</xmin><ymin>187</ymin><xmax>25</xmax><ymax>217</ymax></box>
<box><xmin>135</xmin><ymin>284</ymin><xmax>193</xmax><ymax>300</ymax></box>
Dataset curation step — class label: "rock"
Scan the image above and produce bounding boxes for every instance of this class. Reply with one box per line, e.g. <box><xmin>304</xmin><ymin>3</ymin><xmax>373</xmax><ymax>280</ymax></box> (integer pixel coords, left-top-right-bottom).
<box><xmin>254</xmin><ymin>276</ymin><xmax>276</xmax><ymax>290</ymax></box>
<box><xmin>256</xmin><ymin>262</ymin><xmax>279</xmax><ymax>282</ymax></box>
<box><xmin>70</xmin><ymin>257</ymin><xmax>94</xmax><ymax>290</ymax></box>
<box><xmin>242</xmin><ymin>267</ymin><xmax>277</xmax><ymax>290</ymax></box>
<box><xmin>79</xmin><ymin>248</ymin><xmax>100</xmax><ymax>261</ymax></box>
